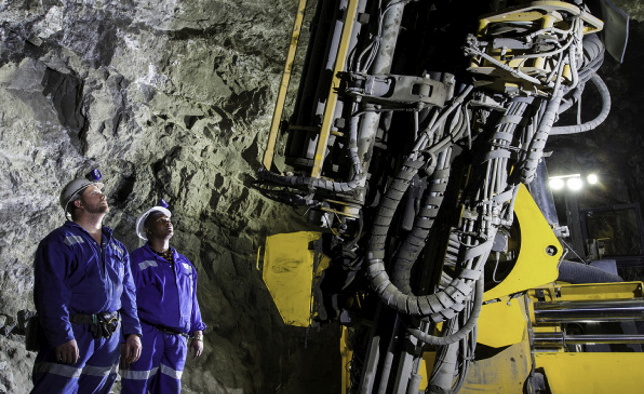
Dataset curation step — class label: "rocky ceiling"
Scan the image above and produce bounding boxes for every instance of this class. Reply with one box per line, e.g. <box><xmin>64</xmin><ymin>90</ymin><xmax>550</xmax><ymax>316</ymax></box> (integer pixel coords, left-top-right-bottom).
<box><xmin>0</xmin><ymin>0</ymin><xmax>643</xmax><ymax>393</ymax></box>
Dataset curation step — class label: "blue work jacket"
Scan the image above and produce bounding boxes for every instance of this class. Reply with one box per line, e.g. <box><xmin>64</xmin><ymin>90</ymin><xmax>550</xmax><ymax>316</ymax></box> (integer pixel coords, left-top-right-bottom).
<box><xmin>129</xmin><ymin>244</ymin><xmax>206</xmax><ymax>335</ymax></box>
<box><xmin>34</xmin><ymin>221</ymin><xmax>142</xmax><ymax>347</ymax></box>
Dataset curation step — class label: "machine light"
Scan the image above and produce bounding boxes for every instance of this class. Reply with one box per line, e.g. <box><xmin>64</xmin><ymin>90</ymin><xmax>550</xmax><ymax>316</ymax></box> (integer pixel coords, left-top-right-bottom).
<box><xmin>587</xmin><ymin>173</ymin><xmax>599</xmax><ymax>185</ymax></box>
<box><xmin>548</xmin><ymin>173</ymin><xmax>599</xmax><ymax>192</ymax></box>
<box><xmin>566</xmin><ymin>177</ymin><xmax>583</xmax><ymax>191</ymax></box>
<box><xmin>549</xmin><ymin>178</ymin><xmax>565</xmax><ymax>190</ymax></box>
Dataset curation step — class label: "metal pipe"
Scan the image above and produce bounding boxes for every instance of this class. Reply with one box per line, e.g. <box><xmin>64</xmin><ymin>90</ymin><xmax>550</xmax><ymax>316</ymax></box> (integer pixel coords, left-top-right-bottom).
<box><xmin>534</xmin><ymin>332</ymin><xmax>644</xmax><ymax>347</ymax></box>
<box><xmin>376</xmin><ymin>314</ymin><xmax>400</xmax><ymax>394</ymax></box>
<box><xmin>534</xmin><ymin>299</ymin><xmax>644</xmax><ymax>323</ymax></box>
<box><xmin>354</xmin><ymin>1</ymin><xmax>406</xmax><ymax>193</ymax></box>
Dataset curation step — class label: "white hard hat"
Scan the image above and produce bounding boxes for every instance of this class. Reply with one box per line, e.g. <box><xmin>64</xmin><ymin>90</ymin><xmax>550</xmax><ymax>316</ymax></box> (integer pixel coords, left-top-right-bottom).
<box><xmin>60</xmin><ymin>178</ymin><xmax>105</xmax><ymax>215</ymax></box>
<box><xmin>136</xmin><ymin>206</ymin><xmax>172</xmax><ymax>241</ymax></box>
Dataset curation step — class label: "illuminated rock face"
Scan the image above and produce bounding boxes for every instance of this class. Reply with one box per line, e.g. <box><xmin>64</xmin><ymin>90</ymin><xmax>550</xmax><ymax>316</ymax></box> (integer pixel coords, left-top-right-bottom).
<box><xmin>0</xmin><ymin>1</ymin><xmax>338</xmax><ymax>393</ymax></box>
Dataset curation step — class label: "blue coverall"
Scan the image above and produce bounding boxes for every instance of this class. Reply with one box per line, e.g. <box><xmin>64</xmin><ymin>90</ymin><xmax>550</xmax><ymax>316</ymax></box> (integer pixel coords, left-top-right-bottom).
<box><xmin>121</xmin><ymin>244</ymin><xmax>207</xmax><ymax>394</ymax></box>
<box><xmin>31</xmin><ymin>221</ymin><xmax>142</xmax><ymax>394</ymax></box>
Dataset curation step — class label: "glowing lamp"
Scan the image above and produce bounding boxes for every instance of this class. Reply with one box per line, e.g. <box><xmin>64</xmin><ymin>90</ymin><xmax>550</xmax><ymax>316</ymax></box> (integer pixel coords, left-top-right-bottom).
<box><xmin>587</xmin><ymin>173</ymin><xmax>598</xmax><ymax>185</ymax></box>
<box><xmin>566</xmin><ymin>177</ymin><xmax>583</xmax><ymax>191</ymax></box>
<box><xmin>549</xmin><ymin>178</ymin><xmax>565</xmax><ymax>190</ymax></box>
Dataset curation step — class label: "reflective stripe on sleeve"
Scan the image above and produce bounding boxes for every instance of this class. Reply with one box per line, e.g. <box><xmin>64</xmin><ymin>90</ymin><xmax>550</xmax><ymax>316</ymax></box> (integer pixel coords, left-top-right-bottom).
<box><xmin>138</xmin><ymin>260</ymin><xmax>158</xmax><ymax>270</ymax></box>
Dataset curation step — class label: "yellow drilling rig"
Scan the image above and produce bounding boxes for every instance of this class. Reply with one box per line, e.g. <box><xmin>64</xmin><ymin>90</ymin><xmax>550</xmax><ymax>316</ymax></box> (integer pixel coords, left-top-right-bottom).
<box><xmin>255</xmin><ymin>1</ymin><xmax>642</xmax><ymax>392</ymax></box>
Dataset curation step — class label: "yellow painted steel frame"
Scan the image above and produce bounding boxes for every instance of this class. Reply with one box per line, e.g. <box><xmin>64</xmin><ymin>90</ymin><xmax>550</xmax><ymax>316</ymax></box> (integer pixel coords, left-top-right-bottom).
<box><xmin>530</xmin><ymin>281</ymin><xmax>644</xmax><ymax>303</ymax></box>
<box><xmin>457</xmin><ymin>337</ymin><xmax>534</xmax><ymax>393</ymax></box>
<box><xmin>340</xmin><ymin>326</ymin><xmax>352</xmax><ymax>394</ymax></box>
<box><xmin>527</xmin><ymin>281</ymin><xmax>644</xmax><ymax>394</ymax></box>
<box><xmin>456</xmin><ymin>281</ymin><xmax>644</xmax><ymax>392</ymax></box>
<box><xmin>419</xmin><ymin>297</ymin><xmax>535</xmax><ymax>392</ymax></box>
<box><xmin>535</xmin><ymin>353</ymin><xmax>644</xmax><ymax>394</ymax></box>
<box><xmin>457</xmin><ymin>193</ymin><xmax>644</xmax><ymax>392</ymax></box>
<box><xmin>262</xmin><ymin>0</ymin><xmax>308</xmax><ymax>170</ymax></box>
<box><xmin>476</xmin><ymin>296</ymin><xmax>527</xmax><ymax>348</ymax></box>
<box><xmin>470</xmin><ymin>1</ymin><xmax>603</xmax><ymax>92</ymax></box>
<box><xmin>483</xmin><ymin>184</ymin><xmax>562</xmax><ymax>301</ymax></box>
<box><xmin>261</xmin><ymin>0</ymin><xmax>360</xmax><ymax>179</ymax></box>
<box><xmin>311</xmin><ymin>0</ymin><xmax>359</xmax><ymax>178</ymax></box>
<box><xmin>474</xmin><ymin>184</ymin><xmax>562</xmax><ymax>348</ymax></box>
<box><xmin>477</xmin><ymin>1</ymin><xmax>603</xmax><ymax>36</ymax></box>
<box><xmin>257</xmin><ymin>231</ymin><xmax>330</xmax><ymax>327</ymax></box>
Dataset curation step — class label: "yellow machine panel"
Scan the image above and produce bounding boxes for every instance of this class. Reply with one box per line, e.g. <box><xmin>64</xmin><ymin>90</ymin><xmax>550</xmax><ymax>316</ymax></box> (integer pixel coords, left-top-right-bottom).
<box><xmin>483</xmin><ymin>184</ymin><xmax>562</xmax><ymax>301</ymax></box>
<box><xmin>477</xmin><ymin>297</ymin><xmax>527</xmax><ymax>348</ymax></box>
<box><xmin>535</xmin><ymin>352</ymin><xmax>644</xmax><ymax>394</ymax></box>
<box><xmin>257</xmin><ymin>231</ymin><xmax>329</xmax><ymax>327</ymax></box>
<box><xmin>461</xmin><ymin>281</ymin><xmax>644</xmax><ymax>392</ymax></box>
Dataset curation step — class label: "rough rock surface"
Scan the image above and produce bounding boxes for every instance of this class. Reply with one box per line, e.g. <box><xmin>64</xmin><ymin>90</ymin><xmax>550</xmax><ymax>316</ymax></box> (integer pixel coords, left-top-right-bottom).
<box><xmin>0</xmin><ymin>1</ymin><xmax>338</xmax><ymax>393</ymax></box>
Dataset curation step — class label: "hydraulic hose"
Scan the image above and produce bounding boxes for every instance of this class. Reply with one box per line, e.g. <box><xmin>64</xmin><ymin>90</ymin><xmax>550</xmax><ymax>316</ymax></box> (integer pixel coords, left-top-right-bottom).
<box><xmin>391</xmin><ymin>150</ymin><xmax>452</xmax><ymax>295</ymax></box>
<box><xmin>392</xmin><ymin>105</ymin><xmax>470</xmax><ymax>294</ymax></box>
<box><xmin>366</xmin><ymin>195</ymin><xmax>482</xmax><ymax>322</ymax></box>
<box><xmin>366</xmin><ymin>106</ymin><xmax>486</xmax><ymax>321</ymax></box>
<box><xmin>580</xmin><ymin>33</ymin><xmax>605</xmax><ymax>74</ymax></box>
<box><xmin>548</xmin><ymin>34</ymin><xmax>608</xmax><ymax>135</ymax></box>
<box><xmin>520</xmin><ymin>87</ymin><xmax>564</xmax><ymax>184</ymax></box>
<box><xmin>257</xmin><ymin>167</ymin><xmax>360</xmax><ymax>193</ymax></box>
<box><xmin>407</xmin><ymin>278</ymin><xmax>483</xmax><ymax>346</ymax></box>
<box><xmin>427</xmin><ymin>320</ymin><xmax>460</xmax><ymax>393</ymax></box>
<box><xmin>550</xmin><ymin>74</ymin><xmax>611</xmax><ymax>135</ymax></box>
<box><xmin>368</xmin><ymin>92</ymin><xmax>521</xmax><ymax>322</ymax></box>
<box><xmin>257</xmin><ymin>105</ymin><xmax>366</xmax><ymax>194</ymax></box>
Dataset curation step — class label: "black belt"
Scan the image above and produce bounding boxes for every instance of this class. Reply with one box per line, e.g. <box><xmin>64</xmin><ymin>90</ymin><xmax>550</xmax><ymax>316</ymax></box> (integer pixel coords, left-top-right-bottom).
<box><xmin>144</xmin><ymin>321</ymin><xmax>189</xmax><ymax>338</ymax></box>
<box><xmin>70</xmin><ymin>312</ymin><xmax>120</xmax><ymax>339</ymax></box>
<box><xmin>70</xmin><ymin>311</ymin><xmax>119</xmax><ymax>324</ymax></box>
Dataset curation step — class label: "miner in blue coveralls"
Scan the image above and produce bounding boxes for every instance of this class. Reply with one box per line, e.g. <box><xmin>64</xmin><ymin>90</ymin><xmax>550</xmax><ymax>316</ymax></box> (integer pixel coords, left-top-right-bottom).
<box><xmin>120</xmin><ymin>203</ymin><xmax>206</xmax><ymax>393</ymax></box>
<box><xmin>31</xmin><ymin>173</ymin><xmax>143</xmax><ymax>393</ymax></box>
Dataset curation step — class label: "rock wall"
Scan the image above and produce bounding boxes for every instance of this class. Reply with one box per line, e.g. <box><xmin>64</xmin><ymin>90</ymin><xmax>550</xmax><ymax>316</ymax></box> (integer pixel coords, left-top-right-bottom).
<box><xmin>0</xmin><ymin>1</ymin><xmax>338</xmax><ymax>393</ymax></box>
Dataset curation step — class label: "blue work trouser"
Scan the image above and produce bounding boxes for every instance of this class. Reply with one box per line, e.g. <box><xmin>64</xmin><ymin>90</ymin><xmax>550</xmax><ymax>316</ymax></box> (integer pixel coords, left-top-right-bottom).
<box><xmin>120</xmin><ymin>322</ymin><xmax>188</xmax><ymax>394</ymax></box>
<box><xmin>30</xmin><ymin>321</ymin><xmax>121</xmax><ymax>394</ymax></box>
